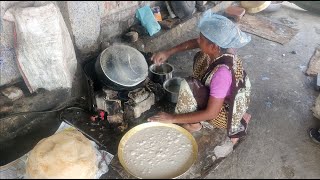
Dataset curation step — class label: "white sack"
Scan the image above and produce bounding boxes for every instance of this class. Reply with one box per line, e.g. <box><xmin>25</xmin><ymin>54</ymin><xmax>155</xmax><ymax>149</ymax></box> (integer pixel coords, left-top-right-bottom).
<box><xmin>3</xmin><ymin>2</ymin><xmax>77</xmax><ymax>93</ymax></box>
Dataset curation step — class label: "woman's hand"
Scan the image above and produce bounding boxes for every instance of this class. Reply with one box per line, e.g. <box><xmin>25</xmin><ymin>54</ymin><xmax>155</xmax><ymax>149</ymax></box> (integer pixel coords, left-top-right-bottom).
<box><xmin>151</xmin><ymin>51</ymin><xmax>170</xmax><ymax>65</ymax></box>
<box><xmin>148</xmin><ymin>112</ymin><xmax>175</xmax><ymax>123</ymax></box>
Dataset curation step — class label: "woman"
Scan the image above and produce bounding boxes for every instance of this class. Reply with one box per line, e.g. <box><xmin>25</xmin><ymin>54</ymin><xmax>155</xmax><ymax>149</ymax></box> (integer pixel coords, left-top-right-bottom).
<box><xmin>148</xmin><ymin>10</ymin><xmax>252</xmax><ymax>145</ymax></box>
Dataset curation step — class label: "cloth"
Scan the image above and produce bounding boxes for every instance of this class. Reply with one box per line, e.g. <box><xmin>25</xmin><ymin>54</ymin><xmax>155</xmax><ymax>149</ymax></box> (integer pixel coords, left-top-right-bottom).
<box><xmin>198</xmin><ymin>10</ymin><xmax>251</xmax><ymax>49</ymax></box>
<box><xmin>210</xmin><ymin>66</ymin><xmax>232</xmax><ymax>98</ymax></box>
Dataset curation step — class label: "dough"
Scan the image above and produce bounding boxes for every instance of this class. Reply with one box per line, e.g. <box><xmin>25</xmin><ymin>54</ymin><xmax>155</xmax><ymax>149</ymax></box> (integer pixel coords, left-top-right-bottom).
<box><xmin>122</xmin><ymin>126</ymin><xmax>195</xmax><ymax>179</ymax></box>
<box><xmin>26</xmin><ymin>130</ymin><xmax>98</xmax><ymax>179</ymax></box>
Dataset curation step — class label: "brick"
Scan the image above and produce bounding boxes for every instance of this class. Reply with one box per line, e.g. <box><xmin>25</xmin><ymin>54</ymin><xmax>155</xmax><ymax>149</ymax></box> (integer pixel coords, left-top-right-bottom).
<box><xmin>0</xmin><ymin>105</ymin><xmax>13</xmax><ymax>113</ymax></box>
<box><xmin>159</xmin><ymin>18</ymin><xmax>181</xmax><ymax>29</ymax></box>
<box><xmin>124</xmin><ymin>92</ymin><xmax>155</xmax><ymax>119</ymax></box>
<box><xmin>133</xmin><ymin>92</ymin><xmax>155</xmax><ymax>118</ymax></box>
<box><xmin>224</xmin><ymin>6</ymin><xmax>246</xmax><ymax>22</ymax></box>
<box><xmin>1</xmin><ymin>86</ymin><xmax>23</xmax><ymax>101</ymax></box>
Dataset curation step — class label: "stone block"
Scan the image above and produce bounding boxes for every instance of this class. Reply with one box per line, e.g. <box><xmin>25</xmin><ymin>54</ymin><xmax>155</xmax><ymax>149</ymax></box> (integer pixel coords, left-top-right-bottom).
<box><xmin>94</xmin><ymin>91</ymin><xmax>124</xmax><ymax>124</ymax></box>
<box><xmin>159</xmin><ymin>18</ymin><xmax>181</xmax><ymax>29</ymax></box>
<box><xmin>0</xmin><ymin>49</ymin><xmax>21</xmax><ymax>86</ymax></box>
<box><xmin>101</xmin><ymin>21</ymin><xmax>121</xmax><ymax>41</ymax></box>
<box><xmin>102</xmin><ymin>1</ymin><xmax>139</xmax><ymax>17</ymax></box>
<box><xmin>224</xmin><ymin>6</ymin><xmax>245</xmax><ymax>22</ymax></box>
<box><xmin>1</xmin><ymin>86</ymin><xmax>24</xmax><ymax>101</ymax></box>
<box><xmin>128</xmin><ymin>88</ymin><xmax>150</xmax><ymax>104</ymax></box>
<box><xmin>132</xmin><ymin>92</ymin><xmax>155</xmax><ymax>118</ymax></box>
<box><xmin>124</xmin><ymin>31</ymin><xmax>139</xmax><ymax>43</ymax></box>
<box><xmin>312</xmin><ymin>94</ymin><xmax>320</xmax><ymax>119</ymax></box>
<box><xmin>124</xmin><ymin>92</ymin><xmax>155</xmax><ymax>119</ymax></box>
<box><xmin>0</xmin><ymin>20</ymin><xmax>14</xmax><ymax>49</ymax></box>
<box><xmin>66</xmin><ymin>1</ymin><xmax>101</xmax><ymax>60</ymax></box>
<box><xmin>0</xmin><ymin>104</ymin><xmax>13</xmax><ymax>113</ymax></box>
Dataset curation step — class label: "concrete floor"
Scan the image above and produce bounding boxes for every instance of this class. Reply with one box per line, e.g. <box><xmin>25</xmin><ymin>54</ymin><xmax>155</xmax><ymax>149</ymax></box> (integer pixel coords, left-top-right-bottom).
<box><xmin>163</xmin><ymin>4</ymin><xmax>320</xmax><ymax>179</ymax></box>
<box><xmin>143</xmin><ymin>6</ymin><xmax>320</xmax><ymax>179</ymax></box>
<box><xmin>201</xmin><ymin>6</ymin><xmax>320</xmax><ymax>179</ymax></box>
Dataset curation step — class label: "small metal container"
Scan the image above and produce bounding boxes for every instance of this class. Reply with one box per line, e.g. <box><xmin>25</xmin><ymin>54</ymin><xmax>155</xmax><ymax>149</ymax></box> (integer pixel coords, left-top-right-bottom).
<box><xmin>163</xmin><ymin>77</ymin><xmax>183</xmax><ymax>103</ymax></box>
<box><xmin>149</xmin><ymin>63</ymin><xmax>174</xmax><ymax>84</ymax></box>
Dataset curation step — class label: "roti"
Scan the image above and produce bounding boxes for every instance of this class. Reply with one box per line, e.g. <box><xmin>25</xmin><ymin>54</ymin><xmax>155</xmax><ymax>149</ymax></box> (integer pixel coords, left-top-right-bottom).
<box><xmin>26</xmin><ymin>130</ymin><xmax>97</xmax><ymax>179</ymax></box>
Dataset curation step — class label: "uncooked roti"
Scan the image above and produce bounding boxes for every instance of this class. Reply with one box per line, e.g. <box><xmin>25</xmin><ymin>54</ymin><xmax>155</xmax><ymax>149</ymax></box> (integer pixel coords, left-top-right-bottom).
<box><xmin>26</xmin><ymin>129</ymin><xmax>98</xmax><ymax>179</ymax></box>
<box><xmin>120</xmin><ymin>124</ymin><xmax>196</xmax><ymax>179</ymax></box>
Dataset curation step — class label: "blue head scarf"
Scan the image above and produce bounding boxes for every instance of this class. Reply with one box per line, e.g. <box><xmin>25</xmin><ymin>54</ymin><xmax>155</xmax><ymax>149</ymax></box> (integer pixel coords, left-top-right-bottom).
<box><xmin>198</xmin><ymin>10</ymin><xmax>251</xmax><ymax>49</ymax></box>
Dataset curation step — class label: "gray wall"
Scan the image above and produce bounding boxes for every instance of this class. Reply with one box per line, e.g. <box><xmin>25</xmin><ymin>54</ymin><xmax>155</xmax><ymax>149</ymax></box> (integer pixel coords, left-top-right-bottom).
<box><xmin>0</xmin><ymin>1</ymin><xmax>35</xmax><ymax>86</ymax></box>
<box><xmin>0</xmin><ymin>1</ymin><xmax>165</xmax><ymax>87</ymax></box>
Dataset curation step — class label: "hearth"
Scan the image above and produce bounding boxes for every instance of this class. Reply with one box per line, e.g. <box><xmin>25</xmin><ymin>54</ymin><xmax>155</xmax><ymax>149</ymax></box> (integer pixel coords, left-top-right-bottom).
<box><xmin>82</xmin><ymin>51</ymin><xmax>164</xmax><ymax>132</ymax></box>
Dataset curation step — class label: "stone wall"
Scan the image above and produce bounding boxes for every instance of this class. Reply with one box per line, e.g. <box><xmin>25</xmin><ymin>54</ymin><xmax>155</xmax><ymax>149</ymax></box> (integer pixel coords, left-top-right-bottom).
<box><xmin>100</xmin><ymin>1</ymin><xmax>164</xmax><ymax>41</ymax></box>
<box><xmin>1</xmin><ymin>1</ymin><xmax>225</xmax><ymax>87</ymax></box>
<box><xmin>56</xmin><ymin>1</ymin><xmax>165</xmax><ymax>62</ymax></box>
<box><xmin>0</xmin><ymin>1</ymin><xmax>35</xmax><ymax>87</ymax></box>
<box><xmin>0</xmin><ymin>1</ymin><xmax>165</xmax><ymax>88</ymax></box>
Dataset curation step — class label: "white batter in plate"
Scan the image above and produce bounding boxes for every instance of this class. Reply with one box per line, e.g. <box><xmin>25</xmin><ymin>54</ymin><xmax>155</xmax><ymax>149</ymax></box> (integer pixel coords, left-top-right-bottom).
<box><xmin>118</xmin><ymin>122</ymin><xmax>198</xmax><ymax>179</ymax></box>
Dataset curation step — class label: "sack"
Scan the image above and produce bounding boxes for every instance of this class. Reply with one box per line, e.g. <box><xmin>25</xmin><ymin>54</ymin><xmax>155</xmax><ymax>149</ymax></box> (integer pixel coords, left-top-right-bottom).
<box><xmin>3</xmin><ymin>2</ymin><xmax>77</xmax><ymax>93</ymax></box>
<box><xmin>185</xmin><ymin>76</ymin><xmax>209</xmax><ymax>110</ymax></box>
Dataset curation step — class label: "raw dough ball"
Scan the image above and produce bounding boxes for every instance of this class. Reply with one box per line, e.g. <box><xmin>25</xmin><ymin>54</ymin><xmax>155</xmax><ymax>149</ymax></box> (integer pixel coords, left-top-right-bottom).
<box><xmin>26</xmin><ymin>130</ymin><xmax>97</xmax><ymax>179</ymax></box>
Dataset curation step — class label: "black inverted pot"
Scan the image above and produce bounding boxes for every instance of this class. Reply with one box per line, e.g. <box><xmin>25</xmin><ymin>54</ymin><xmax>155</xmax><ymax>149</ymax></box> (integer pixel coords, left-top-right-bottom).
<box><xmin>94</xmin><ymin>45</ymin><xmax>149</xmax><ymax>91</ymax></box>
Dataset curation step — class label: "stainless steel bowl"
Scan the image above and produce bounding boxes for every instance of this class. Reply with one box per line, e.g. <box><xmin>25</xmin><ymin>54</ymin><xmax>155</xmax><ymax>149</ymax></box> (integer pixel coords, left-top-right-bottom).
<box><xmin>149</xmin><ymin>63</ymin><xmax>174</xmax><ymax>84</ymax></box>
<box><xmin>163</xmin><ymin>77</ymin><xmax>184</xmax><ymax>103</ymax></box>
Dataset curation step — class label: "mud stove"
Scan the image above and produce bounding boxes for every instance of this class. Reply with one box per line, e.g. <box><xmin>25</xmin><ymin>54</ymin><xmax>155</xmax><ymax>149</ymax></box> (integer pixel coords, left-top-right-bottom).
<box><xmin>83</xmin><ymin>52</ymin><xmax>164</xmax><ymax>132</ymax></box>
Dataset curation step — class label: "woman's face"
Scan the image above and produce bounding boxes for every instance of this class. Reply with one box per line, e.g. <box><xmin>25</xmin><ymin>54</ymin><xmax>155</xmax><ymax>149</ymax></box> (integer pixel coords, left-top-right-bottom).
<box><xmin>198</xmin><ymin>33</ymin><xmax>217</xmax><ymax>55</ymax></box>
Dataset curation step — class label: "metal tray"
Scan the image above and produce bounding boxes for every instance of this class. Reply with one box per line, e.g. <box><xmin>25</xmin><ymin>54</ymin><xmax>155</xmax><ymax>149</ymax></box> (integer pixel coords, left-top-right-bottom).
<box><xmin>241</xmin><ymin>1</ymin><xmax>271</xmax><ymax>13</ymax></box>
<box><xmin>118</xmin><ymin>122</ymin><xmax>198</xmax><ymax>179</ymax></box>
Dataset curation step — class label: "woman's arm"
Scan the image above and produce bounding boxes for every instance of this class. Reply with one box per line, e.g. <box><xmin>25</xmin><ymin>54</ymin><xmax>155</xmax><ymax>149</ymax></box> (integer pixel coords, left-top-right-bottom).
<box><xmin>173</xmin><ymin>97</ymin><xmax>224</xmax><ymax>123</ymax></box>
<box><xmin>151</xmin><ymin>38</ymin><xmax>199</xmax><ymax>65</ymax></box>
<box><xmin>167</xmin><ymin>38</ymin><xmax>200</xmax><ymax>56</ymax></box>
<box><xmin>148</xmin><ymin>96</ymin><xmax>224</xmax><ymax>124</ymax></box>
<box><xmin>149</xmin><ymin>66</ymin><xmax>232</xmax><ymax>124</ymax></box>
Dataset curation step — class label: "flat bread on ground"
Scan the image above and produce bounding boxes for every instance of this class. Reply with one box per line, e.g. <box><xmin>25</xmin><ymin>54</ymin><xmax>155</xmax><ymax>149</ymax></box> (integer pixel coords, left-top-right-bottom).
<box><xmin>26</xmin><ymin>129</ymin><xmax>97</xmax><ymax>179</ymax></box>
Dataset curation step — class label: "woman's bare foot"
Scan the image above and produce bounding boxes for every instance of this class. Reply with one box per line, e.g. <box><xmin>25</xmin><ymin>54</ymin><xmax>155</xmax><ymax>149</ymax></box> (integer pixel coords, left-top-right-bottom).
<box><xmin>231</xmin><ymin>113</ymin><xmax>252</xmax><ymax>144</ymax></box>
<box><xmin>243</xmin><ymin>113</ymin><xmax>251</xmax><ymax>124</ymax></box>
<box><xmin>231</xmin><ymin>138</ymin><xmax>239</xmax><ymax>144</ymax></box>
<box><xmin>182</xmin><ymin>123</ymin><xmax>202</xmax><ymax>133</ymax></box>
